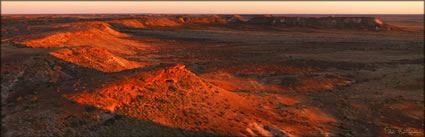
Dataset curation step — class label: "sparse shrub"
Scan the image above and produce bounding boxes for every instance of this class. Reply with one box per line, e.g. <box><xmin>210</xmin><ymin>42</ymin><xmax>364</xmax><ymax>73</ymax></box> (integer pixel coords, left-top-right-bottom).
<box><xmin>114</xmin><ymin>115</ymin><xmax>123</xmax><ymax>120</ymax></box>
<box><xmin>30</xmin><ymin>96</ymin><xmax>39</xmax><ymax>103</ymax></box>
<box><xmin>69</xmin><ymin>100</ymin><xmax>77</xmax><ymax>104</ymax></box>
<box><xmin>18</xmin><ymin>76</ymin><xmax>24</xmax><ymax>80</ymax></box>
<box><xmin>1</xmin><ymin>125</ymin><xmax>7</xmax><ymax>136</ymax></box>
<box><xmin>136</xmin><ymin>95</ymin><xmax>143</xmax><ymax>99</ymax></box>
<box><xmin>23</xmin><ymin>104</ymin><xmax>33</xmax><ymax>110</ymax></box>
<box><xmin>103</xmin><ymin>115</ymin><xmax>123</xmax><ymax>126</ymax></box>
<box><xmin>168</xmin><ymin>86</ymin><xmax>176</xmax><ymax>91</ymax></box>
<box><xmin>85</xmin><ymin>105</ymin><xmax>96</xmax><ymax>112</ymax></box>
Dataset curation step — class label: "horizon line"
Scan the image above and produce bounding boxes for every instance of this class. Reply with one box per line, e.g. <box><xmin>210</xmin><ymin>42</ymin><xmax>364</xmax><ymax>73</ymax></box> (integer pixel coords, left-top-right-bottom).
<box><xmin>2</xmin><ymin>13</ymin><xmax>424</xmax><ymax>15</ymax></box>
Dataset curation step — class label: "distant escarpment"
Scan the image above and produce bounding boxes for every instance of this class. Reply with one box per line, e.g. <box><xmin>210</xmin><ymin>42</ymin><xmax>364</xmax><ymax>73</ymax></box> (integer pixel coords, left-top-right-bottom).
<box><xmin>242</xmin><ymin>16</ymin><xmax>400</xmax><ymax>31</ymax></box>
<box><xmin>116</xmin><ymin>15</ymin><xmax>401</xmax><ymax>31</ymax></box>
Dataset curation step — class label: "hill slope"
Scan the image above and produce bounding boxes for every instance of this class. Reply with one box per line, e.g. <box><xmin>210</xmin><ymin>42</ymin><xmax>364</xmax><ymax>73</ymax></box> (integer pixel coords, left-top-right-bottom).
<box><xmin>65</xmin><ymin>64</ymin><xmax>337</xmax><ymax>136</ymax></box>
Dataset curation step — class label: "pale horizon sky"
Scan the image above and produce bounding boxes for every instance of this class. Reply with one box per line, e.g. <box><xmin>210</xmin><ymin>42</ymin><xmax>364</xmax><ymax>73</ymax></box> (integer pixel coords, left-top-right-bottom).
<box><xmin>1</xmin><ymin>1</ymin><xmax>424</xmax><ymax>15</ymax></box>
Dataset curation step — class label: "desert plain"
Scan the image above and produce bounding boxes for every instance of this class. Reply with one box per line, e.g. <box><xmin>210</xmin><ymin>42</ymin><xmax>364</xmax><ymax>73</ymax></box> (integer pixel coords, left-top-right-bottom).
<box><xmin>1</xmin><ymin>14</ymin><xmax>424</xmax><ymax>137</ymax></box>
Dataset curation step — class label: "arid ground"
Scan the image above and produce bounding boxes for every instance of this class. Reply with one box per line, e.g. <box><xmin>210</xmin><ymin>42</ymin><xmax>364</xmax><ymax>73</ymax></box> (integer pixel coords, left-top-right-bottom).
<box><xmin>1</xmin><ymin>14</ymin><xmax>424</xmax><ymax>137</ymax></box>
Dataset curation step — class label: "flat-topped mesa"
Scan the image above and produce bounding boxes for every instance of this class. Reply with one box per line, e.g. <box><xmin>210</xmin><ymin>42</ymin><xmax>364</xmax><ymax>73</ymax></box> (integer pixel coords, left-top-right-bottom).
<box><xmin>226</xmin><ymin>15</ymin><xmax>247</xmax><ymax>23</ymax></box>
<box><xmin>132</xmin><ymin>15</ymin><xmax>399</xmax><ymax>31</ymax></box>
<box><xmin>109</xmin><ymin>15</ymin><xmax>228</xmax><ymax>28</ymax></box>
<box><xmin>178</xmin><ymin>15</ymin><xmax>228</xmax><ymax>24</ymax></box>
<box><xmin>245</xmin><ymin>16</ymin><xmax>397</xmax><ymax>31</ymax></box>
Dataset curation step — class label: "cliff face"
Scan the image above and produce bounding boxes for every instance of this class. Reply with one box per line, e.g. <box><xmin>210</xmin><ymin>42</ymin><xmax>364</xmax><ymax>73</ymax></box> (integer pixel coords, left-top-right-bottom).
<box><xmin>245</xmin><ymin>16</ymin><xmax>397</xmax><ymax>31</ymax></box>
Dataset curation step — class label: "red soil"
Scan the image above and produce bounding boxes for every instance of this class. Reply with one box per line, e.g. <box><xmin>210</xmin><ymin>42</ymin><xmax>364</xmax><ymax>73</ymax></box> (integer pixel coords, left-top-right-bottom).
<box><xmin>202</xmin><ymin>63</ymin><xmax>317</xmax><ymax>75</ymax></box>
<box><xmin>49</xmin><ymin>47</ymin><xmax>144</xmax><ymax>72</ymax></box>
<box><xmin>108</xmin><ymin>19</ymin><xmax>146</xmax><ymax>28</ymax></box>
<box><xmin>15</xmin><ymin>21</ymin><xmax>148</xmax><ymax>54</ymax></box>
<box><xmin>200</xmin><ymin>71</ymin><xmax>351</xmax><ymax>93</ymax></box>
<box><xmin>108</xmin><ymin>18</ymin><xmax>184</xmax><ymax>28</ymax></box>
<box><xmin>200</xmin><ymin>72</ymin><xmax>283</xmax><ymax>92</ymax></box>
<box><xmin>292</xmin><ymin>77</ymin><xmax>351</xmax><ymax>91</ymax></box>
<box><xmin>65</xmin><ymin>64</ymin><xmax>338</xmax><ymax>136</ymax></box>
<box><xmin>142</xmin><ymin>18</ymin><xmax>183</xmax><ymax>27</ymax></box>
<box><xmin>2</xmin><ymin>15</ymin><xmax>419</xmax><ymax>137</ymax></box>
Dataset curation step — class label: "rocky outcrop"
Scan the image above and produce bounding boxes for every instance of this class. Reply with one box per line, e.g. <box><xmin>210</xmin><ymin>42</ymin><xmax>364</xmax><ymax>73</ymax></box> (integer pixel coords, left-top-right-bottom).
<box><xmin>64</xmin><ymin>64</ymin><xmax>337</xmax><ymax>136</ymax></box>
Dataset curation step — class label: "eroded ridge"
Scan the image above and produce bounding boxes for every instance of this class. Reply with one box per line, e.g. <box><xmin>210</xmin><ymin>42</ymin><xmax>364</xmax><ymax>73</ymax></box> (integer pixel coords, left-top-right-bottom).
<box><xmin>49</xmin><ymin>47</ymin><xmax>144</xmax><ymax>72</ymax></box>
<box><xmin>66</xmin><ymin>64</ymin><xmax>338</xmax><ymax>136</ymax></box>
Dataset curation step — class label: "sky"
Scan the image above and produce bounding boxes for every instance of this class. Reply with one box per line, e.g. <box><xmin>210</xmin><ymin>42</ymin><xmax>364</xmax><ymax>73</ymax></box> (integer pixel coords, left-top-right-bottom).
<box><xmin>1</xmin><ymin>1</ymin><xmax>424</xmax><ymax>14</ymax></box>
